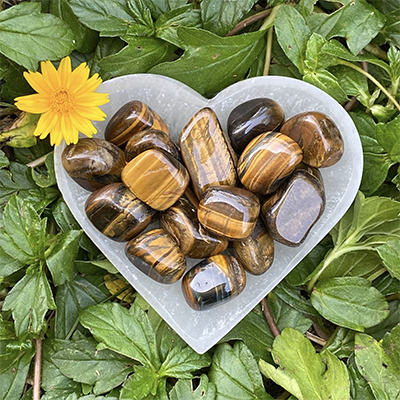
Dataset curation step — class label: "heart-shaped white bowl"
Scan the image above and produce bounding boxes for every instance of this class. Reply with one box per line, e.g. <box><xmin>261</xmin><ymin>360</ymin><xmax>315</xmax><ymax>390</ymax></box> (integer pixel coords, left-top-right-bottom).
<box><xmin>54</xmin><ymin>74</ymin><xmax>363</xmax><ymax>354</ymax></box>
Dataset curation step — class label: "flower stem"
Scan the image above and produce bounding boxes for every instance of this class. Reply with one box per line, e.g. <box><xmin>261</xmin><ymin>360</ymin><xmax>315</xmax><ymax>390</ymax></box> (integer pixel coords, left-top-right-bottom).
<box><xmin>33</xmin><ymin>338</ymin><xmax>42</xmax><ymax>400</ymax></box>
<box><xmin>259</xmin><ymin>5</ymin><xmax>282</xmax><ymax>31</ymax></box>
<box><xmin>261</xmin><ymin>296</ymin><xmax>280</xmax><ymax>337</ymax></box>
<box><xmin>263</xmin><ymin>27</ymin><xmax>274</xmax><ymax>76</ymax></box>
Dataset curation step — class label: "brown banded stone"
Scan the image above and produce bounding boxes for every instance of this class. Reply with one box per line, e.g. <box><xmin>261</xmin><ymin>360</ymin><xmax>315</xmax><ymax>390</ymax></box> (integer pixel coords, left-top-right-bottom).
<box><xmin>121</xmin><ymin>149</ymin><xmax>190</xmax><ymax>211</ymax></box>
<box><xmin>62</xmin><ymin>138</ymin><xmax>125</xmax><ymax>191</ymax></box>
<box><xmin>125</xmin><ymin>228</ymin><xmax>186</xmax><ymax>284</ymax></box>
<box><xmin>85</xmin><ymin>183</ymin><xmax>152</xmax><ymax>241</ymax></box>
<box><xmin>237</xmin><ymin>132</ymin><xmax>303</xmax><ymax>195</ymax></box>
<box><xmin>160</xmin><ymin>197</ymin><xmax>228</xmax><ymax>258</ymax></box>
<box><xmin>261</xmin><ymin>164</ymin><xmax>325</xmax><ymax>246</ymax></box>
<box><xmin>198</xmin><ymin>186</ymin><xmax>260</xmax><ymax>240</ymax></box>
<box><xmin>232</xmin><ymin>219</ymin><xmax>274</xmax><ymax>275</ymax></box>
<box><xmin>280</xmin><ymin>111</ymin><xmax>344</xmax><ymax>168</ymax></box>
<box><xmin>105</xmin><ymin>100</ymin><xmax>169</xmax><ymax>147</ymax></box>
<box><xmin>124</xmin><ymin>129</ymin><xmax>180</xmax><ymax>162</ymax></box>
<box><xmin>227</xmin><ymin>98</ymin><xmax>285</xmax><ymax>154</ymax></box>
<box><xmin>181</xmin><ymin>254</ymin><xmax>246</xmax><ymax>310</ymax></box>
<box><xmin>180</xmin><ymin>107</ymin><xmax>237</xmax><ymax>199</ymax></box>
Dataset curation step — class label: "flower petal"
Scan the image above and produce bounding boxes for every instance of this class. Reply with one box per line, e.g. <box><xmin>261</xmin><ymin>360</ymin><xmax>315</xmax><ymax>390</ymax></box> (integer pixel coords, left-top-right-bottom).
<box><xmin>50</xmin><ymin>116</ymin><xmax>64</xmax><ymax>146</ymax></box>
<box><xmin>58</xmin><ymin>56</ymin><xmax>72</xmax><ymax>87</ymax></box>
<box><xmin>69</xmin><ymin>111</ymin><xmax>97</xmax><ymax>138</ymax></box>
<box><xmin>15</xmin><ymin>93</ymin><xmax>51</xmax><ymax>114</ymax></box>
<box><xmin>60</xmin><ymin>113</ymin><xmax>79</xmax><ymax>145</ymax></box>
<box><xmin>74</xmin><ymin>73</ymin><xmax>103</xmax><ymax>96</ymax></box>
<box><xmin>75</xmin><ymin>92</ymin><xmax>110</xmax><ymax>107</ymax></box>
<box><xmin>41</xmin><ymin>60</ymin><xmax>60</xmax><ymax>90</ymax></box>
<box><xmin>23</xmin><ymin>71</ymin><xmax>52</xmax><ymax>95</ymax></box>
<box><xmin>74</xmin><ymin>105</ymin><xmax>107</xmax><ymax>120</ymax></box>
<box><xmin>66</xmin><ymin>62</ymin><xmax>90</xmax><ymax>92</ymax></box>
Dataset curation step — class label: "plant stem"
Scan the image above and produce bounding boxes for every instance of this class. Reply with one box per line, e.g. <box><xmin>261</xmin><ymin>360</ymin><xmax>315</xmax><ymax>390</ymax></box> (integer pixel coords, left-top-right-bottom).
<box><xmin>33</xmin><ymin>338</ymin><xmax>42</xmax><ymax>400</ymax></box>
<box><xmin>259</xmin><ymin>5</ymin><xmax>282</xmax><ymax>31</ymax></box>
<box><xmin>386</xmin><ymin>293</ymin><xmax>400</xmax><ymax>301</ymax></box>
<box><xmin>364</xmin><ymin>43</ymin><xmax>389</xmax><ymax>62</ymax></box>
<box><xmin>306</xmin><ymin>331</ymin><xmax>327</xmax><ymax>347</ymax></box>
<box><xmin>337</xmin><ymin>59</ymin><xmax>400</xmax><ymax>112</ymax></box>
<box><xmin>26</xmin><ymin>152</ymin><xmax>52</xmax><ymax>168</ymax></box>
<box><xmin>263</xmin><ymin>27</ymin><xmax>274</xmax><ymax>76</ymax></box>
<box><xmin>225</xmin><ymin>9</ymin><xmax>271</xmax><ymax>37</ymax></box>
<box><xmin>261</xmin><ymin>296</ymin><xmax>280</xmax><ymax>337</ymax></box>
<box><xmin>344</xmin><ymin>96</ymin><xmax>358</xmax><ymax>112</ymax></box>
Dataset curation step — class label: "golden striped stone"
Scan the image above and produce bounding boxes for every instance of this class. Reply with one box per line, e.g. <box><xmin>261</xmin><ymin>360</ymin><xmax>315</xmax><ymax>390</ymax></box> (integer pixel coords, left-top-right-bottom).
<box><xmin>125</xmin><ymin>228</ymin><xmax>186</xmax><ymax>284</ymax></box>
<box><xmin>237</xmin><ymin>132</ymin><xmax>303</xmax><ymax>195</ymax></box>
<box><xmin>180</xmin><ymin>107</ymin><xmax>237</xmax><ymax>199</ymax></box>
<box><xmin>181</xmin><ymin>254</ymin><xmax>246</xmax><ymax>310</ymax></box>
<box><xmin>160</xmin><ymin>197</ymin><xmax>228</xmax><ymax>258</ymax></box>
<box><xmin>105</xmin><ymin>100</ymin><xmax>169</xmax><ymax>147</ymax></box>
<box><xmin>121</xmin><ymin>149</ymin><xmax>190</xmax><ymax>211</ymax></box>
<box><xmin>85</xmin><ymin>183</ymin><xmax>152</xmax><ymax>242</ymax></box>
<box><xmin>198</xmin><ymin>186</ymin><xmax>260</xmax><ymax>240</ymax></box>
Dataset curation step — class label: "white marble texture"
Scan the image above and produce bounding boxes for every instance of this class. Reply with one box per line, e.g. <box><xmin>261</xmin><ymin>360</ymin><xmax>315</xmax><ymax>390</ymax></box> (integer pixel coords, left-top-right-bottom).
<box><xmin>54</xmin><ymin>74</ymin><xmax>363</xmax><ymax>354</ymax></box>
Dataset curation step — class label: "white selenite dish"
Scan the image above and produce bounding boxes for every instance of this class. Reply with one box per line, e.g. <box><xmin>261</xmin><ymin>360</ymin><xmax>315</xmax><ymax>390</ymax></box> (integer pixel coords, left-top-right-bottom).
<box><xmin>54</xmin><ymin>74</ymin><xmax>363</xmax><ymax>354</ymax></box>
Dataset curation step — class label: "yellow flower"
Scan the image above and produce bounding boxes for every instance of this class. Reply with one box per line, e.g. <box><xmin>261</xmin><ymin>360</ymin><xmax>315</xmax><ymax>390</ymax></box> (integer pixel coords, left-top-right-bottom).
<box><xmin>14</xmin><ymin>56</ymin><xmax>109</xmax><ymax>146</ymax></box>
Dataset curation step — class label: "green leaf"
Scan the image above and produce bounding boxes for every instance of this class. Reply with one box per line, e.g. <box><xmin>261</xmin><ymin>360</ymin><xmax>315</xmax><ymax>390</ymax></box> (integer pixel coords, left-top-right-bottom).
<box><xmin>274</xmin><ymin>5</ymin><xmax>311</xmax><ymax>73</ymax></box>
<box><xmin>0</xmin><ymin>2</ymin><xmax>75</xmax><ymax>71</ymax></box>
<box><xmin>311</xmin><ymin>277</ymin><xmax>389</xmax><ymax>331</ymax></box>
<box><xmin>150</xmin><ymin>28</ymin><xmax>265</xmax><ymax>97</ymax></box>
<box><xmin>348</xmin><ymin>356</ymin><xmax>375</xmax><ymax>400</ymax></box>
<box><xmin>366</xmin><ymin>300</ymin><xmax>400</xmax><ymax>340</ymax></box>
<box><xmin>387</xmin><ymin>45</ymin><xmax>400</xmax><ymax>82</ymax></box>
<box><xmin>31</xmin><ymin>153</ymin><xmax>57</xmax><ymax>188</ymax></box>
<box><xmin>46</xmin><ymin>230</ymin><xmax>82</xmax><ymax>286</ymax></box>
<box><xmin>0</xmin><ymin>150</ymin><xmax>9</xmax><ymax>169</ymax></box>
<box><xmin>120</xmin><ymin>365</ymin><xmax>159</xmax><ymax>400</ymax></box>
<box><xmin>296</xmin><ymin>0</ymin><xmax>318</xmax><ymax>17</ymax></box>
<box><xmin>98</xmin><ymin>37</ymin><xmax>175</xmax><ymax>80</ymax></box>
<box><xmin>373</xmin><ymin>272</ymin><xmax>400</xmax><ymax>296</ymax></box>
<box><xmin>376</xmin><ymin>239</ymin><xmax>400</xmax><ymax>279</ymax></box>
<box><xmin>376</xmin><ymin>114</ymin><xmax>400</xmax><ymax>163</ymax></box>
<box><xmin>51</xmin><ymin>338</ymin><xmax>133</xmax><ymax>395</ymax></box>
<box><xmin>200</xmin><ymin>0</ymin><xmax>257</xmax><ymax>36</ymax></box>
<box><xmin>355</xmin><ymin>326</ymin><xmax>400</xmax><ymax>399</ymax></box>
<box><xmin>304</xmin><ymin>33</ymin><xmax>337</xmax><ymax>70</ymax></box>
<box><xmin>259</xmin><ymin>328</ymin><xmax>350</xmax><ymax>400</ymax></box>
<box><xmin>169</xmin><ymin>376</ymin><xmax>216</xmax><ymax>400</ymax></box>
<box><xmin>79</xmin><ymin>303</ymin><xmax>160</xmax><ymax>370</ymax></box>
<box><xmin>367</xmin><ymin>0</ymin><xmax>400</xmax><ymax>14</ymax></box>
<box><xmin>127</xmin><ymin>0</ymin><xmax>154</xmax><ymax>30</ymax></box>
<box><xmin>324</xmin><ymin>327</ymin><xmax>356</xmax><ymax>359</ymax></box>
<box><xmin>3</xmin><ymin>267</ymin><xmax>56</xmax><ymax>335</ymax></box>
<box><xmin>209</xmin><ymin>342</ymin><xmax>273</xmax><ymax>400</ymax></box>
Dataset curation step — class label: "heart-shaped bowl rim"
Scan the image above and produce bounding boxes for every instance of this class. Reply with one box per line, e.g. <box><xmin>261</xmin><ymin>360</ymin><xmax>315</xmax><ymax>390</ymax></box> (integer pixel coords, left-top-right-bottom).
<box><xmin>54</xmin><ymin>74</ymin><xmax>363</xmax><ymax>354</ymax></box>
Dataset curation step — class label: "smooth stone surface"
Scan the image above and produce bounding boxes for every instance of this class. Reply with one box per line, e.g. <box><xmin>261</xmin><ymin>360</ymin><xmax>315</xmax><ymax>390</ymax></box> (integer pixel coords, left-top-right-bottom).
<box><xmin>62</xmin><ymin>138</ymin><xmax>125</xmax><ymax>191</ymax></box>
<box><xmin>105</xmin><ymin>100</ymin><xmax>169</xmax><ymax>147</ymax></box>
<box><xmin>180</xmin><ymin>107</ymin><xmax>237</xmax><ymax>199</ymax></box>
<box><xmin>54</xmin><ymin>74</ymin><xmax>363</xmax><ymax>354</ymax></box>
<box><xmin>124</xmin><ymin>129</ymin><xmax>180</xmax><ymax>162</ymax></box>
<box><xmin>280</xmin><ymin>111</ymin><xmax>344</xmax><ymax>168</ymax></box>
<box><xmin>232</xmin><ymin>219</ymin><xmax>274</xmax><ymax>275</ymax></box>
<box><xmin>261</xmin><ymin>165</ymin><xmax>326</xmax><ymax>246</ymax></box>
<box><xmin>237</xmin><ymin>131</ymin><xmax>303</xmax><ymax>195</ymax></box>
<box><xmin>125</xmin><ymin>228</ymin><xmax>186</xmax><ymax>284</ymax></box>
<box><xmin>121</xmin><ymin>149</ymin><xmax>190</xmax><ymax>211</ymax></box>
<box><xmin>227</xmin><ymin>98</ymin><xmax>285</xmax><ymax>154</ymax></box>
<box><xmin>182</xmin><ymin>255</ymin><xmax>246</xmax><ymax>311</ymax></box>
<box><xmin>85</xmin><ymin>183</ymin><xmax>152</xmax><ymax>242</ymax></box>
<box><xmin>198</xmin><ymin>186</ymin><xmax>260</xmax><ymax>240</ymax></box>
<box><xmin>161</xmin><ymin>197</ymin><xmax>228</xmax><ymax>258</ymax></box>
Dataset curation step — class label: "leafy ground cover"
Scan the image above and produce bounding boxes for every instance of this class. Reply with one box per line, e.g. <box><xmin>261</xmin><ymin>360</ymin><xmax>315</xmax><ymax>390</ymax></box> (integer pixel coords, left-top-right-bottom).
<box><xmin>1</xmin><ymin>0</ymin><xmax>400</xmax><ymax>399</ymax></box>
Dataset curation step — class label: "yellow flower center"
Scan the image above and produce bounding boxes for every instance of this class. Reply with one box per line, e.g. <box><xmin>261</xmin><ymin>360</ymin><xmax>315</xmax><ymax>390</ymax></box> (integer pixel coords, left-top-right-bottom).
<box><xmin>51</xmin><ymin>88</ymin><xmax>75</xmax><ymax>113</ymax></box>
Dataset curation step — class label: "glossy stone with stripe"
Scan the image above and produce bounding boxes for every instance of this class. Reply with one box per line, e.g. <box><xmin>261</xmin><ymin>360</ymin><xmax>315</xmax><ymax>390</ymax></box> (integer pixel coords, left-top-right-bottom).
<box><xmin>105</xmin><ymin>100</ymin><xmax>169</xmax><ymax>147</ymax></box>
<box><xmin>180</xmin><ymin>107</ymin><xmax>237</xmax><ymax>199</ymax></box>
<box><xmin>121</xmin><ymin>149</ymin><xmax>190</xmax><ymax>211</ymax></box>
<box><xmin>160</xmin><ymin>197</ymin><xmax>228</xmax><ymax>258</ymax></box>
<box><xmin>181</xmin><ymin>254</ymin><xmax>246</xmax><ymax>310</ymax></box>
<box><xmin>237</xmin><ymin>132</ymin><xmax>303</xmax><ymax>195</ymax></box>
<box><xmin>280</xmin><ymin>111</ymin><xmax>344</xmax><ymax>168</ymax></box>
<box><xmin>198</xmin><ymin>186</ymin><xmax>260</xmax><ymax>240</ymax></box>
<box><xmin>227</xmin><ymin>98</ymin><xmax>285</xmax><ymax>154</ymax></box>
<box><xmin>261</xmin><ymin>164</ymin><xmax>326</xmax><ymax>246</ymax></box>
<box><xmin>125</xmin><ymin>228</ymin><xmax>186</xmax><ymax>284</ymax></box>
<box><xmin>124</xmin><ymin>129</ymin><xmax>180</xmax><ymax>162</ymax></box>
<box><xmin>62</xmin><ymin>138</ymin><xmax>126</xmax><ymax>191</ymax></box>
<box><xmin>85</xmin><ymin>183</ymin><xmax>152</xmax><ymax>242</ymax></box>
<box><xmin>232</xmin><ymin>219</ymin><xmax>274</xmax><ymax>275</ymax></box>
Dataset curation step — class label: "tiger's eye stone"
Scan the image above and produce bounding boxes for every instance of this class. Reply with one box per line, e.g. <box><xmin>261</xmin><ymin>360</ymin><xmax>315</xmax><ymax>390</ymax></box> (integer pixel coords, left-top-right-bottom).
<box><xmin>160</xmin><ymin>197</ymin><xmax>228</xmax><ymax>258</ymax></box>
<box><xmin>85</xmin><ymin>183</ymin><xmax>152</xmax><ymax>242</ymax></box>
<box><xmin>232</xmin><ymin>219</ymin><xmax>274</xmax><ymax>275</ymax></box>
<box><xmin>237</xmin><ymin>132</ymin><xmax>303</xmax><ymax>195</ymax></box>
<box><xmin>62</xmin><ymin>138</ymin><xmax>125</xmax><ymax>191</ymax></box>
<box><xmin>227</xmin><ymin>98</ymin><xmax>285</xmax><ymax>154</ymax></box>
<box><xmin>125</xmin><ymin>228</ymin><xmax>186</xmax><ymax>284</ymax></box>
<box><xmin>105</xmin><ymin>100</ymin><xmax>169</xmax><ymax>147</ymax></box>
<box><xmin>180</xmin><ymin>107</ymin><xmax>237</xmax><ymax>199</ymax></box>
<box><xmin>198</xmin><ymin>186</ymin><xmax>260</xmax><ymax>240</ymax></box>
<box><xmin>181</xmin><ymin>254</ymin><xmax>246</xmax><ymax>310</ymax></box>
<box><xmin>261</xmin><ymin>164</ymin><xmax>325</xmax><ymax>246</ymax></box>
<box><xmin>280</xmin><ymin>111</ymin><xmax>344</xmax><ymax>168</ymax></box>
<box><xmin>121</xmin><ymin>149</ymin><xmax>190</xmax><ymax>211</ymax></box>
<box><xmin>124</xmin><ymin>129</ymin><xmax>180</xmax><ymax>162</ymax></box>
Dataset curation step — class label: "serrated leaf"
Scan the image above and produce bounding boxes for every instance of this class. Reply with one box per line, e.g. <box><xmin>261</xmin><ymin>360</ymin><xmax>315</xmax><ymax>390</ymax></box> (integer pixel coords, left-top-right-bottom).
<box><xmin>31</xmin><ymin>153</ymin><xmax>57</xmax><ymax>188</ymax></box>
<box><xmin>259</xmin><ymin>328</ymin><xmax>350</xmax><ymax>400</ymax></box>
<box><xmin>209</xmin><ymin>342</ymin><xmax>273</xmax><ymax>400</ymax></box>
<box><xmin>3</xmin><ymin>268</ymin><xmax>56</xmax><ymax>335</ymax></box>
<box><xmin>127</xmin><ymin>0</ymin><xmax>154</xmax><ymax>30</ymax></box>
<box><xmin>79</xmin><ymin>303</ymin><xmax>160</xmax><ymax>370</ymax></box>
<box><xmin>311</xmin><ymin>277</ymin><xmax>389</xmax><ymax>331</ymax></box>
<box><xmin>304</xmin><ymin>33</ymin><xmax>337</xmax><ymax>70</ymax></box>
<box><xmin>170</xmin><ymin>375</ymin><xmax>216</xmax><ymax>400</ymax></box>
<box><xmin>120</xmin><ymin>365</ymin><xmax>159</xmax><ymax>400</ymax></box>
